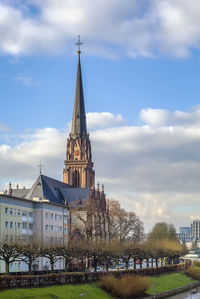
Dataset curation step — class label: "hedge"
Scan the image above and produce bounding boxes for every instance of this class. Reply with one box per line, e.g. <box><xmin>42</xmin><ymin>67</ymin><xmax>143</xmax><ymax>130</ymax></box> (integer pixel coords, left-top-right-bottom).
<box><xmin>0</xmin><ymin>263</ymin><xmax>188</xmax><ymax>289</ymax></box>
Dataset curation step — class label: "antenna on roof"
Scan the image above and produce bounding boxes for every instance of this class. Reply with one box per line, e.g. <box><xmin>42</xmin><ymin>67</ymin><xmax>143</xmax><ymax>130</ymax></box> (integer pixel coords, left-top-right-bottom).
<box><xmin>38</xmin><ymin>161</ymin><xmax>44</xmax><ymax>174</ymax></box>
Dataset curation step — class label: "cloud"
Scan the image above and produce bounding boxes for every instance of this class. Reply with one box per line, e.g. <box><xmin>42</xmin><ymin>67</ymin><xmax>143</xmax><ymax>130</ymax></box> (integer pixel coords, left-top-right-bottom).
<box><xmin>15</xmin><ymin>72</ymin><xmax>40</xmax><ymax>86</ymax></box>
<box><xmin>0</xmin><ymin>0</ymin><xmax>200</xmax><ymax>57</ymax></box>
<box><xmin>87</xmin><ymin>112</ymin><xmax>125</xmax><ymax>130</ymax></box>
<box><xmin>0</xmin><ymin>123</ymin><xmax>12</xmax><ymax>132</ymax></box>
<box><xmin>140</xmin><ymin>106</ymin><xmax>200</xmax><ymax>127</ymax></box>
<box><xmin>1</xmin><ymin>109</ymin><xmax>200</xmax><ymax>230</ymax></box>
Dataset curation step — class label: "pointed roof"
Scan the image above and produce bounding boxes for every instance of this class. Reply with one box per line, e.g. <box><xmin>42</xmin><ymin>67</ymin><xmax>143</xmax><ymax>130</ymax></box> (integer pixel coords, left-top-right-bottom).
<box><xmin>71</xmin><ymin>52</ymin><xmax>87</xmax><ymax>138</ymax></box>
<box><xmin>25</xmin><ymin>174</ymin><xmax>90</xmax><ymax>206</ymax></box>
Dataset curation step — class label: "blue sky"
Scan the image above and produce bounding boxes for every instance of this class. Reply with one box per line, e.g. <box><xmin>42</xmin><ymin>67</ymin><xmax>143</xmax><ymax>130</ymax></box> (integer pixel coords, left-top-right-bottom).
<box><xmin>1</xmin><ymin>53</ymin><xmax>200</xmax><ymax>133</ymax></box>
<box><xmin>1</xmin><ymin>0</ymin><xmax>200</xmax><ymax>230</ymax></box>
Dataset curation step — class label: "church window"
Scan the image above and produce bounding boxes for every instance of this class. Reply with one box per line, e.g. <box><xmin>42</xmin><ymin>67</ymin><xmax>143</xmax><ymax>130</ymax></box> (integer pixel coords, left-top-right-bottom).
<box><xmin>73</xmin><ymin>170</ymin><xmax>80</xmax><ymax>187</ymax></box>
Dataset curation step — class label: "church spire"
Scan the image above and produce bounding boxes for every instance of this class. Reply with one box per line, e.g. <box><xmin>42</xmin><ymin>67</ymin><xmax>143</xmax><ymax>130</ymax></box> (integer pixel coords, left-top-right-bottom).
<box><xmin>63</xmin><ymin>36</ymin><xmax>95</xmax><ymax>188</ymax></box>
<box><xmin>71</xmin><ymin>36</ymin><xmax>87</xmax><ymax>138</ymax></box>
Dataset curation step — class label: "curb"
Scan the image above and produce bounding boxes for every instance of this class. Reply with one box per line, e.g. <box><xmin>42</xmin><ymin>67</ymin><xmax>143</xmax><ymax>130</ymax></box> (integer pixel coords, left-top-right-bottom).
<box><xmin>144</xmin><ymin>281</ymin><xmax>200</xmax><ymax>298</ymax></box>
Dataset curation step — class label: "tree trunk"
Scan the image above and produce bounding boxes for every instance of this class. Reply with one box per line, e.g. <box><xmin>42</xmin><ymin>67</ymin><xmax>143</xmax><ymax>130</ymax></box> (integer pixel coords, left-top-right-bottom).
<box><xmin>5</xmin><ymin>261</ymin><xmax>9</xmax><ymax>274</ymax></box>
<box><xmin>106</xmin><ymin>261</ymin><xmax>109</xmax><ymax>271</ymax></box>
<box><xmin>151</xmin><ymin>258</ymin><xmax>153</xmax><ymax>268</ymax></box>
<box><xmin>156</xmin><ymin>258</ymin><xmax>158</xmax><ymax>268</ymax></box>
<box><xmin>50</xmin><ymin>260</ymin><xmax>54</xmax><ymax>273</ymax></box>
<box><xmin>126</xmin><ymin>260</ymin><xmax>129</xmax><ymax>270</ymax></box>
<box><xmin>28</xmin><ymin>261</ymin><xmax>32</xmax><ymax>273</ymax></box>
<box><xmin>146</xmin><ymin>258</ymin><xmax>149</xmax><ymax>268</ymax></box>
<box><xmin>65</xmin><ymin>259</ymin><xmax>68</xmax><ymax>272</ymax></box>
<box><xmin>134</xmin><ymin>258</ymin><xmax>136</xmax><ymax>269</ymax></box>
<box><xmin>140</xmin><ymin>259</ymin><xmax>142</xmax><ymax>269</ymax></box>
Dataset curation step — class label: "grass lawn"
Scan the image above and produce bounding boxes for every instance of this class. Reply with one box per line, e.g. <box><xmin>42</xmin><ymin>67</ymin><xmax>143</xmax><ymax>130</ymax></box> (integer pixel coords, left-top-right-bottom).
<box><xmin>0</xmin><ymin>283</ymin><xmax>113</xmax><ymax>299</ymax></box>
<box><xmin>146</xmin><ymin>272</ymin><xmax>196</xmax><ymax>295</ymax></box>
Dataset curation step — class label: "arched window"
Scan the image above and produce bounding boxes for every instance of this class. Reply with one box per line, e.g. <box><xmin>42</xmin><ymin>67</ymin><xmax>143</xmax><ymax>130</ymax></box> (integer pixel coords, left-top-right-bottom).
<box><xmin>73</xmin><ymin>169</ymin><xmax>80</xmax><ymax>187</ymax></box>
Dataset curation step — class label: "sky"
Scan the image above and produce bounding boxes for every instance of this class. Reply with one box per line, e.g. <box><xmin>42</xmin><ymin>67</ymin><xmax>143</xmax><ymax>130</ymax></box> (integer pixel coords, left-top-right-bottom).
<box><xmin>1</xmin><ymin>0</ymin><xmax>200</xmax><ymax>231</ymax></box>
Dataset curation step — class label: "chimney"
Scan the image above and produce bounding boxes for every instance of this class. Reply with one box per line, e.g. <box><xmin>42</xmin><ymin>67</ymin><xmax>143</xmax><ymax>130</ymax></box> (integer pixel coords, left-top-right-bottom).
<box><xmin>8</xmin><ymin>182</ymin><xmax>12</xmax><ymax>196</ymax></box>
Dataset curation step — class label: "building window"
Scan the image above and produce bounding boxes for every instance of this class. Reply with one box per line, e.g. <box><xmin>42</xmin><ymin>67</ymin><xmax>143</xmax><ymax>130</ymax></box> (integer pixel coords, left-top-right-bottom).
<box><xmin>45</xmin><ymin>212</ymin><xmax>48</xmax><ymax>219</ymax></box>
<box><xmin>22</xmin><ymin>211</ymin><xmax>27</xmax><ymax>217</ymax></box>
<box><xmin>5</xmin><ymin>207</ymin><xmax>8</xmax><ymax>214</ymax></box>
<box><xmin>51</xmin><ymin>225</ymin><xmax>53</xmax><ymax>231</ymax></box>
<box><xmin>29</xmin><ymin>223</ymin><xmax>33</xmax><ymax>230</ymax></box>
<box><xmin>10</xmin><ymin>209</ymin><xmax>13</xmax><ymax>216</ymax></box>
<box><xmin>22</xmin><ymin>222</ymin><xmax>27</xmax><ymax>229</ymax></box>
<box><xmin>60</xmin><ymin>226</ymin><xmax>62</xmax><ymax>232</ymax></box>
<box><xmin>55</xmin><ymin>214</ymin><xmax>57</xmax><ymax>220</ymax></box>
<box><xmin>51</xmin><ymin>213</ymin><xmax>53</xmax><ymax>219</ymax></box>
<box><xmin>60</xmin><ymin>215</ymin><xmax>62</xmax><ymax>221</ymax></box>
<box><xmin>18</xmin><ymin>210</ymin><xmax>21</xmax><ymax>216</ymax></box>
<box><xmin>29</xmin><ymin>212</ymin><xmax>33</xmax><ymax>217</ymax></box>
<box><xmin>10</xmin><ymin>222</ymin><xmax>13</xmax><ymax>229</ymax></box>
<box><xmin>5</xmin><ymin>221</ymin><xmax>8</xmax><ymax>229</ymax></box>
<box><xmin>18</xmin><ymin>223</ymin><xmax>21</xmax><ymax>229</ymax></box>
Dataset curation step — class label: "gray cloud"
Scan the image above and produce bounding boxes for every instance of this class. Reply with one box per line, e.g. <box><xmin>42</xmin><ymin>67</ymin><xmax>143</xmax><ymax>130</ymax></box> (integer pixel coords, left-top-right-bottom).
<box><xmin>1</xmin><ymin>110</ymin><xmax>200</xmax><ymax>230</ymax></box>
<box><xmin>0</xmin><ymin>0</ymin><xmax>200</xmax><ymax>57</ymax></box>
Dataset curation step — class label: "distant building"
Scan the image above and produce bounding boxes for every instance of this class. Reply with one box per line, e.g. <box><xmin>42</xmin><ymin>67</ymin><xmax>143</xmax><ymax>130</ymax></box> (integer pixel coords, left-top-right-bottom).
<box><xmin>177</xmin><ymin>227</ymin><xmax>191</xmax><ymax>243</ymax></box>
<box><xmin>191</xmin><ymin>220</ymin><xmax>200</xmax><ymax>242</ymax></box>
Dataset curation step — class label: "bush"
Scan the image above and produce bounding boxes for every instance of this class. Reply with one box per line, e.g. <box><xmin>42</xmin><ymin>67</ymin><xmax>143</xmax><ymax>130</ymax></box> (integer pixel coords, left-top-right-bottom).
<box><xmin>193</xmin><ymin>260</ymin><xmax>200</xmax><ymax>267</ymax></box>
<box><xmin>100</xmin><ymin>274</ymin><xmax>150</xmax><ymax>298</ymax></box>
<box><xmin>186</xmin><ymin>266</ymin><xmax>200</xmax><ymax>280</ymax></box>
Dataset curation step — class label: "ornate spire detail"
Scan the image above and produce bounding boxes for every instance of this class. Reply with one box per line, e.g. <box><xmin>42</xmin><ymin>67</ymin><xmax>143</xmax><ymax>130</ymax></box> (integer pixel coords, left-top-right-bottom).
<box><xmin>71</xmin><ymin>36</ymin><xmax>87</xmax><ymax>138</ymax></box>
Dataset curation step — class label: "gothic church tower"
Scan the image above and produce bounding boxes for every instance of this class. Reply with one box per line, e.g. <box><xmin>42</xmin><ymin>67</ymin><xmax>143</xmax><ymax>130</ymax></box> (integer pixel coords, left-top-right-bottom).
<box><xmin>63</xmin><ymin>46</ymin><xmax>95</xmax><ymax>188</ymax></box>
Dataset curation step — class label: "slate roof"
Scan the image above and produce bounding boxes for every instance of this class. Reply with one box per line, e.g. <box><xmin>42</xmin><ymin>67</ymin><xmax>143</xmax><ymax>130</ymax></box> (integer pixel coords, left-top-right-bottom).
<box><xmin>25</xmin><ymin>174</ymin><xmax>90</xmax><ymax>206</ymax></box>
<box><xmin>12</xmin><ymin>189</ymin><xmax>31</xmax><ymax>198</ymax></box>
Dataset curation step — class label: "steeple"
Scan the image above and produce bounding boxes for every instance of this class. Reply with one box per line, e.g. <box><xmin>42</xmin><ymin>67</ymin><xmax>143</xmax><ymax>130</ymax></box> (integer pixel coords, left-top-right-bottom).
<box><xmin>63</xmin><ymin>36</ymin><xmax>95</xmax><ymax>189</ymax></box>
<box><xmin>71</xmin><ymin>39</ymin><xmax>87</xmax><ymax>138</ymax></box>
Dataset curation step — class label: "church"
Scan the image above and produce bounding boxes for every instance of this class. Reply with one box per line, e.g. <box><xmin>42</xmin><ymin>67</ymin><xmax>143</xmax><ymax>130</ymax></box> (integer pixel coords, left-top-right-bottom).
<box><xmin>0</xmin><ymin>41</ymin><xmax>110</xmax><ymax>247</ymax></box>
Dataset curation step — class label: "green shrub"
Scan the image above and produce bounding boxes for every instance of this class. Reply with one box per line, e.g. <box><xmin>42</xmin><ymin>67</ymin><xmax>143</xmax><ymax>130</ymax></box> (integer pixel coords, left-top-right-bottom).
<box><xmin>193</xmin><ymin>260</ymin><xmax>200</xmax><ymax>267</ymax></box>
<box><xmin>100</xmin><ymin>274</ymin><xmax>150</xmax><ymax>298</ymax></box>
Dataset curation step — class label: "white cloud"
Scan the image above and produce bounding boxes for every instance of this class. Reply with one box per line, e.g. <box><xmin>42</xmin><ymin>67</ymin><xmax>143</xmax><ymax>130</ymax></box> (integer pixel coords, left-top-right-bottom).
<box><xmin>1</xmin><ymin>109</ymin><xmax>200</xmax><ymax>230</ymax></box>
<box><xmin>0</xmin><ymin>123</ymin><xmax>11</xmax><ymax>132</ymax></box>
<box><xmin>15</xmin><ymin>72</ymin><xmax>40</xmax><ymax>86</ymax></box>
<box><xmin>140</xmin><ymin>106</ymin><xmax>200</xmax><ymax>127</ymax></box>
<box><xmin>0</xmin><ymin>0</ymin><xmax>200</xmax><ymax>57</ymax></box>
<box><xmin>87</xmin><ymin>112</ymin><xmax>125</xmax><ymax>130</ymax></box>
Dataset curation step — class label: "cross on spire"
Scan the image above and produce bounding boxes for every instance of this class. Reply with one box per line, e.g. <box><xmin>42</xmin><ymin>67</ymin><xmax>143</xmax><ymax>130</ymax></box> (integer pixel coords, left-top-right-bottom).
<box><xmin>38</xmin><ymin>161</ymin><xmax>44</xmax><ymax>174</ymax></box>
<box><xmin>75</xmin><ymin>35</ymin><xmax>83</xmax><ymax>54</ymax></box>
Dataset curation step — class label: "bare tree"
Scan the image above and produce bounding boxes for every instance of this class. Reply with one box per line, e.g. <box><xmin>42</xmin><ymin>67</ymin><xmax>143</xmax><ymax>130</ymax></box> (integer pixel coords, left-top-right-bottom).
<box><xmin>108</xmin><ymin>199</ymin><xmax>144</xmax><ymax>242</ymax></box>
<box><xmin>0</xmin><ymin>243</ymin><xmax>22</xmax><ymax>274</ymax></box>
